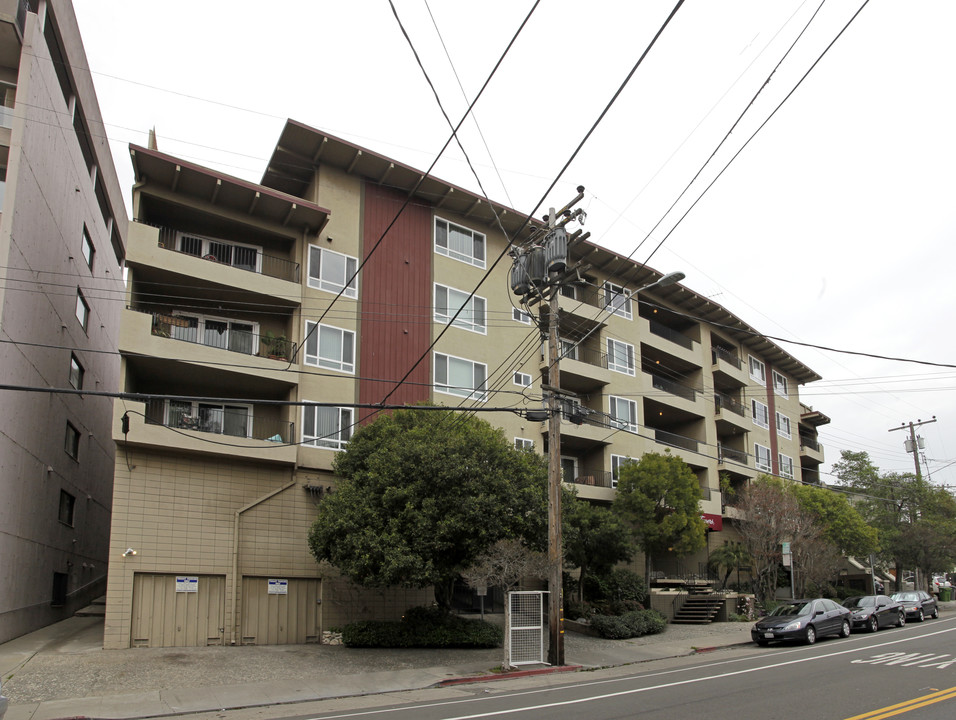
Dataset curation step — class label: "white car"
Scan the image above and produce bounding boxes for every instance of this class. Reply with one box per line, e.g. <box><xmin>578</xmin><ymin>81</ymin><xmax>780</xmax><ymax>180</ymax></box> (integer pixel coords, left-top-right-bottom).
<box><xmin>932</xmin><ymin>576</ymin><xmax>952</xmax><ymax>591</ymax></box>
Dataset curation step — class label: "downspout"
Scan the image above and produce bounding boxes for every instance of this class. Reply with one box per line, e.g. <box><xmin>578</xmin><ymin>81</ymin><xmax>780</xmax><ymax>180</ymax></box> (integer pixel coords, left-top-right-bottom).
<box><xmin>230</xmin><ymin>479</ymin><xmax>296</xmax><ymax>645</ymax></box>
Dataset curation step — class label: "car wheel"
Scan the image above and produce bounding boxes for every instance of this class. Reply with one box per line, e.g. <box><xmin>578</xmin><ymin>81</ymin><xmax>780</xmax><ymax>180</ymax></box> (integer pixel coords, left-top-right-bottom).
<box><xmin>932</xmin><ymin>606</ymin><xmax>939</xmax><ymax>619</ymax></box>
<box><xmin>868</xmin><ymin>616</ymin><xmax>879</xmax><ymax>633</ymax></box>
<box><xmin>805</xmin><ymin>625</ymin><xmax>816</xmax><ymax>645</ymax></box>
<box><xmin>918</xmin><ymin>608</ymin><xmax>925</xmax><ymax>622</ymax></box>
<box><xmin>897</xmin><ymin>611</ymin><xmax>905</xmax><ymax>627</ymax></box>
<box><xmin>840</xmin><ymin>619</ymin><xmax>851</xmax><ymax>638</ymax></box>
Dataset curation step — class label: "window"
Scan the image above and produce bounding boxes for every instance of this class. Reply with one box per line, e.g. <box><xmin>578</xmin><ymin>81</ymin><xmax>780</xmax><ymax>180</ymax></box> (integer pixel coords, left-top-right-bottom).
<box><xmin>752</xmin><ymin>400</ymin><xmax>769</xmax><ymax>429</ymax></box>
<box><xmin>65</xmin><ymin>422</ymin><xmax>80</xmax><ymax>459</ymax></box>
<box><xmin>69</xmin><ymin>354</ymin><xmax>84</xmax><ymax>390</ymax></box>
<box><xmin>435</xmin><ymin>352</ymin><xmax>487</xmax><ymax>401</ymax></box>
<box><xmin>81</xmin><ymin>225</ymin><xmax>94</xmax><ymax>271</ymax></box>
<box><xmin>305</xmin><ymin>322</ymin><xmax>355</xmax><ymax>374</ymax></box>
<box><xmin>165</xmin><ymin>401</ymin><xmax>252</xmax><ymax>437</ymax></box>
<box><xmin>308</xmin><ymin>245</ymin><xmax>358</xmax><ymax>298</ymax></box>
<box><xmin>75</xmin><ymin>289</ymin><xmax>89</xmax><ymax>330</ymax></box>
<box><xmin>513</xmin><ymin>371</ymin><xmax>532</xmax><ymax>387</ymax></box>
<box><xmin>560</xmin><ymin>337</ymin><xmax>579</xmax><ymax>361</ymax></box>
<box><xmin>58</xmin><ymin>490</ymin><xmax>76</xmax><ymax>526</ymax></box>
<box><xmin>434</xmin><ymin>284</ymin><xmax>486</xmax><ymax>334</ymax></box>
<box><xmin>755</xmin><ymin>443</ymin><xmax>772</xmax><ymax>472</ymax></box>
<box><xmin>611</xmin><ymin>454</ymin><xmax>629</xmax><ymax>488</ymax></box>
<box><xmin>303</xmin><ymin>406</ymin><xmax>353</xmax><ymax>450</ymax></box>
<box><xmin>779</xmin><ymin>453</ymin><xmax>794</xmax><ymax>479</ymax></box>
<box><xmin>561</xmin><ymin>456</ymin><xmax>578</xmax><ymax>483</ymax></box>
<box><xmin>513</xmin><ymin>307</ymin><xmax>533</xmax><ymax>324</ymax></box>
<box><xmin>560</xmin><ymin>284</ymin><xmax>577</xmax><ymax>299</ymax></box>
<box><xmin>609</xmin><ymin>396</ymin><xmax>637</xmax><ymax>432</ymax></box>
<box><xmin>749</xmin><ymin>355</ymin><xmax>766</xmax><ymax>383</ymax></box>
<box><xmin>772</xmin><ymin>369</ymin><xmax>789</xmax><ymax>397</ymax></box>
<box><xmin>607</xmin><ymin>338</ymin><xmax>635</xmax><ymax>375</ymax></box>
<box><xmin>776</xmin><ymin>412</ymin><xmax>792</xmax><ymax>439</ymax></box>
<box><xmin>603</xmin><ymin>282</ymin><xmax>632</xmax><ymax>319</ymax></box>
<box><xmin>434</xmin><ymin>217</ymin><xmax>485</xmax><ymax>268</ymax></box>
<box><xmin>515</xmin><ymin>437</ymin><xmax>534</xmax><ymax>451</ymax></box>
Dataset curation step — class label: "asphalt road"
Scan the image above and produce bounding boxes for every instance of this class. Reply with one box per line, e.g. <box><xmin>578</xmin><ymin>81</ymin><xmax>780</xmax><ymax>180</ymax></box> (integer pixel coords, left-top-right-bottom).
<box><xmin>203</xmin><ymin>615</ymin><xmax>956</xmax><ymax>720</ymax></box>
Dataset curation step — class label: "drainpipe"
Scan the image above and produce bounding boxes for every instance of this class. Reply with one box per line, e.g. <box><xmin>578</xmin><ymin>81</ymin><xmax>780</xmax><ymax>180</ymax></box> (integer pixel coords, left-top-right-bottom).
<box><xmin>230</xmin><ymin>479</ymin><xmax>296</xmax><ymax>645</ymax></box>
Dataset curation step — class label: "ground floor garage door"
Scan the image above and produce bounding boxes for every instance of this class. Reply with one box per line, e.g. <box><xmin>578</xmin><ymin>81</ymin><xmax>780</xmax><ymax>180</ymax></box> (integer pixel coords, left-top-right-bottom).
<box><xmin>240</xmin><ymin>576</ymin><xmax>321</xmax><ymax>645</ymax></box>
<box><xmin>131</xmin><ymin>573</ymin><xmax>225</xmax><ymax>648</ymax></box>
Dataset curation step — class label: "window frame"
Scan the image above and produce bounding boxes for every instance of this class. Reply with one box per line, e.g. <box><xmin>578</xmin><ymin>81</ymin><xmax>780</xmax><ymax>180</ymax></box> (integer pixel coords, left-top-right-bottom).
<box><xmin>65</xmin><ymin>422</ymin><xmax>80</xmax><ymax>459</ymax></box>
<box><xmin>170</xmin><ymin>311</ymin><xmax>259</xmax><ymax>355</ymax></box>
<box><xmin>776</xmin><ymin>411</ymin><xmax>792</xmax><ymax>439</ymax></box>
<box><xmin>81</xmin><ymin>225</ymin><xmax>94</xmax><ymax>271</ymax></box>
<box><xmin>603</xmin><ymin>282</ymin><xmax>632</xmax><ymax>320</ymax></box>
<box><xmin>434</xmin><ymin>352</ymin><xmax>488</xmax><ymax>402</ymax></box>
<box><xmin>512</xmin><ymin>307</ymin><xmax>533</xmax><ymax>324</ymax></box>
<box><xmin>609</xmin><ymin>395</ymin><xmax>637</xmax><ymax>432</ymax></box>
<box><xmin>611</xmin><ymin>454</ymin><xmax>631</xmax><ymax>489</ymax></box>
<box><xmin>778</xmin><ymin>453</ymin><xmax>794</xmax><ymax>479</ymax></box>
<box><xmin>176</xmin><ymin>231</ymin><xmax>262</xmax><ymax>272</ymax></box>
<box><xmin>607</xmin><ymin>337</ymin><xmax>636</xmax><ymax>375</ymax></box>
<box><xmin>749</xmin><ymin>355</ymin><xmax>766</xmax><ymax>383</ymax></box>
<box><xmin>434</xmin><ymin>216</ymin><xmax>486</xmax><ymax>268</ymax></box>
<box><xmin>772</xmin><ymin>369</ymin><xmax>789</xmax><ymax>397</ymax></box>
<box><xmin>164</xmin><ymin>400</ymin><xmax>254</xmax><ymax>438</ymax></box>
<box><xmin>304</xmin><ymin>321</ymin><xmax>356</xmax><ymax>374</ymax></box>
<box><xmin>560</xmin><ymin>455</ymin><xmax>578</xmax><ymax>484</ymax></box>
<box><xmin>752</xmin><ymin>399</ymin><xmax>769</xmax><ymax>429</ymax></box>
<box><xmin>69</xmin><ymin>353</ymin><xmax>84</xmax><ymax>390</ymax></box>
<box><xmin>754</xmin><ymin>443</ymin><xmax>772</xmax><ymax>472</ymax></box>
<box><xmin>308</xmin><ymin>245</ymin><xmax>359</xmax><ymax>298</ymax></box>
<box><xmin>58</xmin><ymin>489</ymin><xmax>76</xmax><ymax>526</ymax></box>
<box><xmin>303</xmin><ymin>405</ymin><xmax>353</xmax><ymax>450</ymax></box>
<box><xmin>75</xmin><ymin>289</ymin><xmax>89</xmax><ymax>330</ymax></box>
<box><xmin>434</xmin><ymin>283</ymin><xmax>487</xmax><ymax>334</ymax></box>
<box><xmin>515</xmin><ymin>437</ymin><xmax>534</xmax><ymax>451</ymax></box>
<box><xmin>513</xmin><ymin>371</ymin><xmax>532</xmax><ymax>387</ymax></box>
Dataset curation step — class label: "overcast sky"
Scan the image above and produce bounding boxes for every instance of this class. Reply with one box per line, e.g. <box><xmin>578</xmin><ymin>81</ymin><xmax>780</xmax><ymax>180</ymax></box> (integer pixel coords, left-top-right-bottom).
<box><xmin>71</xmin><ymin>0</ymin><xmax>956</xmax><ymax>488</ymax></box>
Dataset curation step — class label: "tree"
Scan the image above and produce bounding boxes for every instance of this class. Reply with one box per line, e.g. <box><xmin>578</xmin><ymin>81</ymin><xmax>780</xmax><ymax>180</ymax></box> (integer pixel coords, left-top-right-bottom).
<box><xmin>707</xmin><ymin>541</ymin><xmax>750</xmax><ymax>590</ymax></box>
<box><xmin>735</xmin><ymin>477</ymin><xmax>796</xmax><ymax>605</ymax></box>
<box><xmin>308</xmin><ymin>408</ymin><xmax>549</xmax><ymax>609</ymax></box>
<box><xmin>791</xmin><ymin>482</ymin><xmax>879</xmax><ymax>558</ymax></box>
<box><xmin>461</xmin><ymin>539</ymin><xmax>549</xmax><ymax>594</ymax></box>
<box><xmin>612</xmin><ymin>452</ymin><xmax>707</xmax><ymax>578</ymax></box>
<box><xmin>562</xmin><ymin>493</ymin><xmax>634</xmax><ymax>604</ymax></box>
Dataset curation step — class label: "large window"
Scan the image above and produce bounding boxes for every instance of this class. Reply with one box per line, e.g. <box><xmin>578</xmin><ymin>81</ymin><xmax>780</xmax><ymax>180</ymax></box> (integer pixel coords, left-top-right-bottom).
<box><xmin>607</xmin><ymin>338</ymin><xmax>635</xmax><ymax>375</ymax></box>
<box><xmin>776</xmin><ymin>411</ymin><xmax>792</xmax><ymax>439</ymax></box>
<box><xmin>434</xmin><ymin>284</ymin><xmax>486</xmax><ymax>334</ymax></box>
<box><xmin>434</xmin><ymin>217</ymin><xmax>485</xmax><ymax>268</ymax></box>
<box><xmin>611</xmin><ymin>454</ymin><xmax>632</xmax><ymax>489</ymax></box>
<box><xmin>75</xmin><ymin>289</ymin><xmax>89</xmax><ymax>330</ymax></box>
<box><xmin>561</xmin><ymin>456</ymin><xmax>578</xmax><ymax>483</ymax></box>
<box><xmin>515</xmin><ymin>437</ymin><xmax>534</xmax><ymax>451</ymax></box>
<box><xmin>305</xmin><ymin>322</ymin><xmax>355</xmax><ymax>374</ymax></box>
<box><xmin>308</xmin><ymin>245</ymin><xmax>358</xmax><ymax>298</ymax></box>
<box><xmin>434</xmin><ymin>352</ymin><xmax>487</xmax><ymax>401</ymax></box>
<box><xmin>752</xmin><ymin>399</ymin><xmax>769</xmax><ymax>429</ymax></box>
<box><xmin>749</xmin><ymin>355</ymin><xmax>766</xmax><ymax>383</ymax></box>
<box><xmin>609</xmin><ymin>396</ymin><xmax>637</xmax><ymax>432</ymax></box>
<box><xmin>69</xmin><ymin>354</ymin><xmax>84</xmax><ymax>390</ymax></box>
<box><xmin>603</xmin><ymin>282</ymin><xmax>632</xmax><ymax>319</ymax></box>
<box><xmin>65</xmin><ymin>422</ymin><xmax>80</xmax><ymax>459</ymax></box>
<box><xmin>779</xmin><ymin>453</ymin><xmax>794</xmax><ymax>479</ymax></box>
<box><xmin>772</xmin><ymin>369</ymin><xmax>789</xmax><ymax>397</ymax></box>
<box><xmin>303</xmin><ymin>406</ymin><xmax>353</xmax><ymax>450</ymax></box>
<box><xmin>166</xmin><ymin>400</ymin><xmax>252</xmax><ymax>437</ymax></box>
<box><xmin>755</xmin><ymin>443</ymin><xmax>772</xmax><ymax>472</ymax></box>
<box><xmin>169</xmin><ymin>313</ymin><xmax>257</xmax><ymax>355</ymax></box>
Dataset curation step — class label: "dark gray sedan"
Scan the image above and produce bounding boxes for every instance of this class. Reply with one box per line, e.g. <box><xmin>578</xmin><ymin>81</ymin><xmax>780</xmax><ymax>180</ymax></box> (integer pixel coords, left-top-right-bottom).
<box><xmin>891</xmin><ymin>591</ymin><xmax>939</xmax><ymax>621</ymax></box>
<box><xmin>842</xmin><ymin>595</ymin><xmax>905</xmax><ymax>632</ymax></box>
<box><xmin>752</xmin><ymin>598</ymin><xmax>851</xmax><ymax>646</ymax></box>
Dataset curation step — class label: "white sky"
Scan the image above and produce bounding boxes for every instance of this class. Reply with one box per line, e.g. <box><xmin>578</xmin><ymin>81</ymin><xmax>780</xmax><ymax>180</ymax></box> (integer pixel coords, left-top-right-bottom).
<box><xmin>71</xmin><ymin>0</ymin><xmax>956</xmax><ymax>488</ymax></box>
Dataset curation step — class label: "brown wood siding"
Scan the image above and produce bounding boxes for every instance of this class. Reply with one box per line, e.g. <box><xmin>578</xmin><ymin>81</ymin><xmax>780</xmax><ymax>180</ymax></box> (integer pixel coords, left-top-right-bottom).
<box><xmin>358</xmin><ymin>183</ymin><xmax>432</xmax><ymax>422</ymax></box>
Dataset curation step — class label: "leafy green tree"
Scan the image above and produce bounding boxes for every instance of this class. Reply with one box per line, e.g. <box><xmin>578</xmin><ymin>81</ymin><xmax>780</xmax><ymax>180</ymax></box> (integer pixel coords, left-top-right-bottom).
<box><xmin>562</xmin><ymin>493</ymin><xmax>634</xmax><ymax>604</ymax></box>
<box><xmin>707</xmin><ymin>541</ymin><xmax>751</xmax><ymax>590</ymax></box>
<box><xmin>308</xmin><ymin>408</ymin><xmax>548</xmax><ymax>609</ymax></box>
<box><xmin>612</xmin><ymin>452</ymin><xmax>706</xmax><ymax>578</ymax></box>
<box><xmin>791</xmin><ymin>482</ymin><xmax>879</xmax><ymax>557</ymax></box>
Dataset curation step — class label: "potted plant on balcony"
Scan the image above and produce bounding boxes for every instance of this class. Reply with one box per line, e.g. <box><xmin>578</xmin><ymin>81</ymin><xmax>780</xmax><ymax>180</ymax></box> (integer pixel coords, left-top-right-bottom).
<box><xmin>260</xmin><ymin>331</ymin><xmax>289</xmax><ymax>361</ymax></box>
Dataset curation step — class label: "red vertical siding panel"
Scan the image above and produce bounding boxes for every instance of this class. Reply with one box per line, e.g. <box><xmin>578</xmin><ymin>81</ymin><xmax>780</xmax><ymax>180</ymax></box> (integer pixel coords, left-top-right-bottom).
<box><xmin>358</xmin><ymin>183</ymin><xmax>432</xmax><ymax>422</ymax></box>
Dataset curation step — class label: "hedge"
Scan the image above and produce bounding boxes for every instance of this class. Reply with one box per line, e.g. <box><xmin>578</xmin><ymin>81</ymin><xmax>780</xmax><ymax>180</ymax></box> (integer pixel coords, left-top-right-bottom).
<box><xmin>341</xmin><ymin>606</ymin><xmax>503</xmax><ymax>648</ymax></box>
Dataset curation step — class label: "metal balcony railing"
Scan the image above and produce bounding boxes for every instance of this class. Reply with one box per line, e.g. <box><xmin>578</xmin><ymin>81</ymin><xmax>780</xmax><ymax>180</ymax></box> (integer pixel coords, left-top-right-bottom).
<box><xmin>144</xmin><ymin>399</ymin><xmax>294</xmax><ymax>443</ymax></box>
<box><xmin>714</xmin><ymin>391</ymin><xmax>746</xmax><ymax>417</ymax></box>
<box><xmin>653</xmin><ymin>428</ymin><xmax>699</xmax><ymax>452</ymax></box>
<box><xmin>649</xmin><ymin>372</ymin><xmax>698</xmax><ymax>402</ymax></box>
<box><xmin>800</xmin><ymin>436</ymin><xmax>821</xmax><ymax>451</ymax></box>
<box><xmin>560</xmin><ymin>342</ymin><xmax>608</xmax><ymax>370</ymax></box>
<box><xmin>717</xmin><ymin>444</ymin><xmax>749</xmax><ymax>465</ymax></box>
<box><xmin>712</xmin><ymin>345</ymin><xmax>741</xmax><ymax>369</ymax></box>
<box><xmin>648</xmin><ymin>320</ymin><xmax>694</xmax><ymax>350</ymax></box>
<box><xmin>568</xmin><ymin>471</ymin><xmax>614</xmax><ymax>489</ymax></box>
<box><xmin>141</xmin><ymin>310</ymin><xmax>297</xmax><ymax>361</ymax></box>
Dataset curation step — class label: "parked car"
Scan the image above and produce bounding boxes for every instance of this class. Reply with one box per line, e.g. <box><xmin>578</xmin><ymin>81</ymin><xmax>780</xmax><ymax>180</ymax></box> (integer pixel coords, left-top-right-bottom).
<box><xmin>752</xmin><ymin>598</ymin><xmax>851</xmax><ymax>646</ymax></box>
<box><xmin>891</xmin><ymin>591</ymin><xmax>939</xmax><ymax>621</ymax></box>
<box><xmin>842</xmin><ymin>595</ymin><xmax>905</xmax><ymax>632</ymax></box>
<box><xmin>932</xmin><ymin>576</ymin><xmax>952</xmax><ymax>591</ymax></box>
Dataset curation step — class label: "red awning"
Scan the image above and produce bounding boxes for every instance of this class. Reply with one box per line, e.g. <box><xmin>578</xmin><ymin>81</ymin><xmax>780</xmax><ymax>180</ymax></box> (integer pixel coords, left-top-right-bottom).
<box><xmin>701</xmin><ymin>513</ymin><xmax>723</xmax><ymax>531</ymax></box>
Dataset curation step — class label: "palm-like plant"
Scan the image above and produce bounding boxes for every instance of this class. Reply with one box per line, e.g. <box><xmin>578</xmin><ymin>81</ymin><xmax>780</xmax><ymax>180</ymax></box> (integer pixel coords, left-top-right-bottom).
<box><xmin>708</xmin><ymin>541</ymin><xmax>751</xmax><ymax>590</ymax></box>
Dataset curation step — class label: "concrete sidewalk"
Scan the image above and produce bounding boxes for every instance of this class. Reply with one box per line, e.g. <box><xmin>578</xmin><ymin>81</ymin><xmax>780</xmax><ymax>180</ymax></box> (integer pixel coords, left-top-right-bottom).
<box><xmin>0</xmin><ymin>614</ymin><xmax>757</xmax><ymax>720</ymax></box>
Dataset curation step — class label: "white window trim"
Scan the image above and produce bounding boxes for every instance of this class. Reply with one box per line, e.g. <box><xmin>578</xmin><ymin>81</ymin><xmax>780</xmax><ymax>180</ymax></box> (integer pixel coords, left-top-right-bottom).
<box><xmin>749</xmin><ymin>355</ymin><xmax>766</xmax><ymax>383</ymax></box>
<box><xmin>609</xmin><ymin>395</ymin><xmax>637</xmax><ymax>432</ymax></box>
<box><xmin>303</xmin><ymin>404</ymin><xmax>353</xmax><ymax>450</ymax></box>
<box><xmin>560</xmin><ymin>455</ymin><xmax>578</xmax><ymax>483</ymax></box>
<box><xmin>308</xmin><ymin>245</ymin><xmax>358</xmax><ymax>298</ymax></box>
<box><xmin>513</xmin><ymin>371</ymin><xmax>532</xmax><ymax>387</ymax></box>
<box><xmin>755</xmin><ymin>443</ymin><xmax>772</xmax><ymax>473</ymax></box>
<box><xmin>603</xmin><ymin>282</ymin><xmax>632</xmax><ymax>320</ymax></box>
<box><xmin>434</xmin><ymin>283</ymin><xmax>487</xmax><ymax>334</ymax></box>
<box><xmin>752</xmin><ymin>399</ymin><xmax>769</xmax><ymax>429</ymax></box>
<box><xmin>776</xmin><ymin>411</ymin><xmax>792</xmax><ymax>439</ymax></box>
<box><xmin>434</xmin><ymin>351</ymin><xmax>488</xmax><ymax>402</ymax></box>
<box><xmin>779</xmin><ymin>453</ymin><xmax>794</xmax><ymax>479</ymax></box>
<box><xmin>607</xmin><ymin>337</ymin><xmax>635</xmax><ymax>375</ymax></box>
<box><xmin>515</xmin><ymin>437</ymin><xmax>534</xmax><ymax>451</ymax></box>
<box><xmin>611</xmin><ymin>454</ymin><xmax>631</xmax><ymax>489</ymax></box>
<box><xmin>513</xmin><ymin>307</ymin><xmax>533</xmax><ymax>324</ymax></box>
<box><xmin>305</xmin><ymin>321</ymin><xmax>356</xmax><ymax>374</ymax></box>
<box><xmin>772</xmin><ymin>369</ymin><xmax>789</xmax><ymax>397</ymax></box>
<box><xmin>434</xmin><ymin>216</ymin><xmax>486</xmax><ymax>268</ymax></box>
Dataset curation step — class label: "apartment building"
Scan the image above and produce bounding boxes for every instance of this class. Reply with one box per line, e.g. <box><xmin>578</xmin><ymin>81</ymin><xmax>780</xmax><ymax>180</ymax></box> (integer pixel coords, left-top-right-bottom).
<box><xmin>0</xmin><ymin>0</ymin><xmax>128</xmax><ymax>643</ymax></box>
<box><xmin>104</xmin><ymin>118</ymin><xmax>825</xmax><ymax>648</ymax></box>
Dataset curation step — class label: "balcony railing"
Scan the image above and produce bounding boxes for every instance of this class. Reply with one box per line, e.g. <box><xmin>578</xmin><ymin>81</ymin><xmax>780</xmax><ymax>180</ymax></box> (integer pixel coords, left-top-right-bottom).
<box><xmin>718</xmin><ymin>444</ymin><xmax>749</xmax><ymax>465</ymax></box>
<box><xmin>800</xmin><ymin>436</ymin><xmax>821</xmax><ymax>451</ymax></box>
<box><xmin>142</xmin><ymin>222</ymin><xmax>300</xmax><ymax>283</ymax></box>
<box><xmin>568</xmin><ymin>471</ymin><xmax>614</xmax><ymax>489</ymax></box>
<box><xmin>712</xmin><ymin>345</ymin><xmax>741</xmax><ymax>369</ymax></box>
<box><xmin>142</xmin><ymin>310</ymin><xmax>297</xmax><ymax>361</ymax></box>
<box><xmin>649</xmin><ymin>372</ymin><xmax>697</xmax><ymax>402</ymax></box>
<box><xmin>652</xmin><ymin>428</ymin><xmax>699</xmax><ymax>453</ymax></box>
<box><xmin>560</xmin><ymin>342</ymin><xmax>608</xmax><ymax>370</ymax></box>
<box><xmin>144</xmin><ymin>398</ymin><xmax>294</xmax><ymax>443</ymax></box>
<box><xmin>714</xmin><ymin>391</ymin><xmax>746</xmax><ymax>417</ymax></box>
<box><xmin>648</xmin><ymin>320</ymin><xmax>694</xmax><ymax>350</ymax></box>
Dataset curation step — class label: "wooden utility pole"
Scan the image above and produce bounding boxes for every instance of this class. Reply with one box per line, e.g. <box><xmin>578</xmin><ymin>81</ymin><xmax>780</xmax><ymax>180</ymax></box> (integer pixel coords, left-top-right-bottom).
<box><xmin>888</xmin><ymin>417</ymin><xmax>936</xmax><ymax>486</ymax></box>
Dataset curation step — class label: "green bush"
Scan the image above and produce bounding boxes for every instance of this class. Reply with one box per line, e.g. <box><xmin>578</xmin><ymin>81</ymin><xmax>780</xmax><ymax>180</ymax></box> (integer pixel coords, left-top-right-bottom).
<box><xmin>581</xmin><ymin>568</ymin><xmax>648</xmax><ymax>615</ymax></box>
<box><xmin>589</xmin><ymin>608</ymin><xmax>666</xmax><ymax>639</ymax></box>
<box><xmin>341</xmin><ymin>606</ymin><xmax>503</xmax><ymax>648</ymax></box>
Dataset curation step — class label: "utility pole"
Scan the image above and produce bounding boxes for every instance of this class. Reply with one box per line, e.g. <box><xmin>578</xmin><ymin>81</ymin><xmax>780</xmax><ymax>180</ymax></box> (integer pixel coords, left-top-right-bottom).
<box><xmin>889</xmin><ymin>417</ymin><xmax>936</xmax><ymax>487</ymax></box>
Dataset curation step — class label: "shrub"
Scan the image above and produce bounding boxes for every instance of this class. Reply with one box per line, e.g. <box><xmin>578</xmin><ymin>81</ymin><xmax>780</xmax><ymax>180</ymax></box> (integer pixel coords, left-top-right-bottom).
<box><xmin>589</xmin><ymin>608</ymin><xmax>666</xmax><ymax>639</ymax></box>
<box><xmin>582</xmin><ymin>568</ymin><xmax>648</xmax><ymax>615</ymax></box>
<box><xmin>341</xmin><ymin>606</ymin><xmax>503</xmax><ymax>648</ymax></box>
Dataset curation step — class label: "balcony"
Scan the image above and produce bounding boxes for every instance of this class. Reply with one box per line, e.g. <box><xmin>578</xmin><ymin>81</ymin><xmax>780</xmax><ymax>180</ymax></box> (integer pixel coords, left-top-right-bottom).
<box><xmin>714</xmin><ymin>391</ymin><xmax>750</xmax><ymax>433</ymax></box>
<box><xmin>113</xmin><ymin>401</ymin><xmax>297</xmax><ymax>464</ymax></box>
<box><xmin>649</xmin><ymin>320</ymin><xmax>693</xmax><ymax>350</ymax></box>
<box><xmin>555</xmin><ymin>344</ymin><xmax>615</xmax><ymax>393</ymax></box>
<box><xmin>565</xmin><ymin>470</ymin><xmax>616</xmax><ymax>502</ymax></box>
<box><xmin>711</xmin><ymin>344</ymin><xmax>748</xmax><ymax>386</ymax></box>
<box><xmin>718</xmin><ymin>444</ymin><xmax>749</xmax><ymax>466</ymax></box>
<box><xmin>145</xmin><ymin>310</ymin><xmax>296</xmax><ymax>361</ymax></box>
<box><xmin>799</xmin><ymin>435</ymin><xmax>825</xmax><ymax>463</ymax></box>
<box><xmin>648</xmin><ymin>372</ymin><xmax>697</xmax><ymax>402</ymax></box>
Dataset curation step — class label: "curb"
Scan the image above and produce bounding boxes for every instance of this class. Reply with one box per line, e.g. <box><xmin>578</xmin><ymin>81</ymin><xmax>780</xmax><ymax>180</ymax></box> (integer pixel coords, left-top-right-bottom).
<box><xmin>438</xmin><ymin>664</ymin><xmax>583</xmax><ymax>686</ymax></box>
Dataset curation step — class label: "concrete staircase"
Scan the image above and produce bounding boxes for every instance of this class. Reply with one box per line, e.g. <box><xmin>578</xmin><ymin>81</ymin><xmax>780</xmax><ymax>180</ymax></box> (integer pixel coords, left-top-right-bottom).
<box><xmin>671</xmin><ymin>594</ymin><xmax>723</xmax><ymax>624</ymax></box>
<box><xmin>75</xmin><ymin>595</ymin><xmax>106</xmax><ymax>617</ymax></box>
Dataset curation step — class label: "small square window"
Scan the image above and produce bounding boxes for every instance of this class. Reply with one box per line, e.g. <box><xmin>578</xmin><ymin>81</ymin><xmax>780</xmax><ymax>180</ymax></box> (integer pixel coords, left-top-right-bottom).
<box><xmin>81</xmin><ymin>226</ymin><xmax>94</xmax><ymax>271</ymax></box>
<box><xmin>65</xmin><ymin>422</ymin><xmax>80</xmax><ymax>459</ymax></box>
<box><xmin>58</xmin><ymin>490</ymin><xmax>76</xmax><ymax>526</ymax></box>
<box><xmin>515</xmin><ymin>437</ymin><xmax>534</xmax><ymax>451</ymax></box>
<box><xmin>75</xmin><ymin>289</ymin><xmax>89</xmax><ymax>330</ymax></box>
<box><xmin>69</xmin><ymin>354</ymin><xmax>84</xmax><ymax>390</ymax></box>
<box><xmin>513</xmin><ymin>371</ymin><xmax>532</xmax><ymax>387</ymax></box>
<box><xmin>513</xmin><ymin>307</ymin><xmax>533</xmax><ymax>324</ymax></box>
